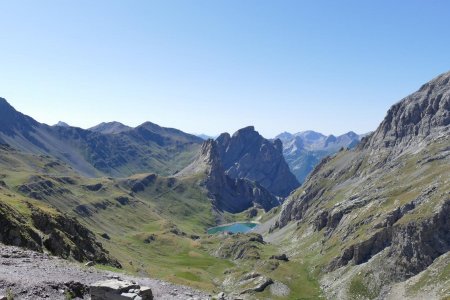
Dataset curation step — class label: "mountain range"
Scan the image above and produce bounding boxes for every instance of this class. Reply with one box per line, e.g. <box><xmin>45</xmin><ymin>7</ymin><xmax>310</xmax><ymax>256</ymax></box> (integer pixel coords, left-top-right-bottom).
<box><xmin>276</xmin><ymin>130</ymin><xmax>364</xmax><ymax>183</ymax></box>
<box><xmin>0</xmin><ymin>70</ymin><xmax>449</xmax><ymax>299</ymax></box>
<box><xmin>0</xmin><ymin>97</ymin><xmax>203</xmax><ymax>177</ymax></box>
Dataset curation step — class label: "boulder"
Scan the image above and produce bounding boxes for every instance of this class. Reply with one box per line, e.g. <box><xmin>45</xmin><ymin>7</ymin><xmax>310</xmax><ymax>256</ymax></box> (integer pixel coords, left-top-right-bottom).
<box><xmin>139</xmin><ymin>286</ymin><xmax>153</xmax><ymax>300</ymax></box>
<box><xmin>90</xmin><ymin>279</ymin><xmax>153</xmax><ymax>300</ymax></box>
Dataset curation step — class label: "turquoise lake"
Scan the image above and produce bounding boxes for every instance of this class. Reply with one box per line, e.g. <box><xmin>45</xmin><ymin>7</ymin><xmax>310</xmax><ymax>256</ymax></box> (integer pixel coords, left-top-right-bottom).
<box><xmin>207</xmin><ymin>222</ymin><xmax>258</xmax><ymax>234</ymax></box>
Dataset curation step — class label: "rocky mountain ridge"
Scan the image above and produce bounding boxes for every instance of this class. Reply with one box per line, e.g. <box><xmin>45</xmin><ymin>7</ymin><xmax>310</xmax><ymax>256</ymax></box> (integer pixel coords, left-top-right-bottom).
<box><xmin>88</xmin><ymin>121</ymin><xmax>132</xmax><ymax>134</ymax></box>
<box><xmin>268</xmin><ymin>71</ymin><xmax>450</xmax><ymax>299</ymax></box>
<box><xmin>0</xmin><ymin>98</ymin><xmax>203</xmax><ymax>177</ymax></box>
<box><xmin>276</xmin><ymin>130</ymin><xmax>363</xmax><ymax>183</ymax></box>
<box><xmin>362</xmin><ymin>71</ymin><xmax>450</xmax><ymax>152</ymax></box>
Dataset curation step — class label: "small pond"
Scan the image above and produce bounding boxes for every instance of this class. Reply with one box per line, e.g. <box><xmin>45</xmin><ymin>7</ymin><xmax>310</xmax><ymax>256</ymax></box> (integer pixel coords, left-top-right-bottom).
<box><xmin>207</xmin><ymin>222</ymin><xmax>258</xmax><ymax>234</ymax></box>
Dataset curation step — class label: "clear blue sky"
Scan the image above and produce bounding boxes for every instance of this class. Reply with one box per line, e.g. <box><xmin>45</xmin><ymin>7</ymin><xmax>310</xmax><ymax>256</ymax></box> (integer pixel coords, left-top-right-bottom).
<box><xmin>0</xmin><ymin>1</ymin><xmax>449</xmax><ymax>137</ymax></box>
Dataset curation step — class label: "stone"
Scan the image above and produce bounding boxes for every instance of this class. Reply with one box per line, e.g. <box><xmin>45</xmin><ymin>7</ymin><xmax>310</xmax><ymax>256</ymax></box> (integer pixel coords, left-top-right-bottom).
<box><xmin>216</xmin><ymin>292</ymin><xmax>226</xmax><ymax>300</ymax></box>
<box><xmin>120</xmin><ymin>292</ymin><xmax>138</xmax><ymax>299</ymax></box>
<box><xmin>138</xmin><ymin>286</ymin><xmax>153</xmax><ymax>300</ymax></box>
<box><xmin>90</xmin><ymin>279</ymin><xmax>140</xmax><ymax>300</ymax></box>
<box><xmin>269</xmin><ymin>254</ymin><xmax>289</xmax><ymax>261</ymax></box>
<box><xmin>0</xmin><ymin>295</ymin><xmax>6</xmax><ymax>300</ymax></box>
<box><xmin>269</xmin><ymin>281</ymin><xmax>291</xmax><ymax>297</ymax></box>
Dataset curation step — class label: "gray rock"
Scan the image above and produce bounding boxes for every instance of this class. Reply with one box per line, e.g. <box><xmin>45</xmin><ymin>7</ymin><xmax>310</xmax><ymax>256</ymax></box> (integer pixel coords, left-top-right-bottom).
<box><xmin>138</xmin><ymin>286</ymin><xmax>153</xmax><ymax>300</ymax></box>
<box><xmin>90</xmin><ymin>279</ymin><xmax>140</xmax><ymax>300</ymax></box>
<box><xmin>120</xmin><ymin>293</ymin><xmax>138</xmax><ymax>299</ymax></box>
<box><xmin>363</xmin><ymin>71</ymin><xmax>450</xmax><ymax>152</ymax></box>
<box><xmin>85</xmin><ymin>261</ymin><xmax>95</xmax><ymax>267</ymax></box>
<box><xmin>216</xmin><ymin>292</ymin><xmax>226</xmax><ymax>300</ymax></box>
<box><xmin>269</xmin><ymin>281</ymin><xmax>290</xmax><ymax>297</ymax></box>
<box><xmin>240</xmin><ymin>275</ymin><xmax>273</xmax><ymax>294</ymax></box>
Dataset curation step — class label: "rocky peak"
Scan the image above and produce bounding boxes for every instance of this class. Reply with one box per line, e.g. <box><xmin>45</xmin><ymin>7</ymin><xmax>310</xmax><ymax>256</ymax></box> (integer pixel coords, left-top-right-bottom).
<box><xmin>363</xmin><ymin>71</ymin><xmax>450</xmax><ymax>151</ymax></box>
<box><xmin>55</xmin><ymin>121</ymin><xmax>70</xmax><ymax>127</ymax></box>
<box><xmin>178</xmin><ymin>137</ymin><xmax>280</xmax><ymax>213</ymax></box>
<box><xmin>88</xmin><ymin>121</ymin><xmax>131</xmax><ymax>134</ymax></box>
<box><xmin>276</xmin><ymin>132</ymin><xmax>294</xmax><ymax>143</ymax></box>
<box><xmin>296</xmin><ymin>130</ymin><xmax>326</xmax><ymax>142</ymax></box>
<box><xmin>215</xmin><ymin>126</ymin><xmax>299</xmax><ymax>197</ymax></box>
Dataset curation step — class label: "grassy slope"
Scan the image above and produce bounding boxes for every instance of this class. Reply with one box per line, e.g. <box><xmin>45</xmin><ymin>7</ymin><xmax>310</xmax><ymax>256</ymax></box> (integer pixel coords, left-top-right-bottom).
<box><xmin>0</xmin><ymin>147</ymin><xmax>235</xmax><ymax>291</ymax></box>
<box><xmin>0</xmin><ymin>147</ymin><xmax>324</xmax><ymax>298</ymax></box>
<box><xmin>264</xmin><ymin>135</ymin><xmax>450</xmax><ymax>299</ymax></box>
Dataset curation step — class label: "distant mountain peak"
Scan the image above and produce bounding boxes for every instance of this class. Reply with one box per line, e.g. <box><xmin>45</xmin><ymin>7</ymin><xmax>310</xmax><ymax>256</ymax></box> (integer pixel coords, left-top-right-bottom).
<box><xmin>88</xmin><ymin>121</ymin><xmax>131</xmax><ymax>134</ymax></box>
<box><xmin>278</xmin><ymin>129</ymin><xmax>363</xmax><ymax>183</ymax></box>
<box><xmin>54</xmin><ymin>121</ymin><xmax>70</xmax><ymax>127</ymax></box>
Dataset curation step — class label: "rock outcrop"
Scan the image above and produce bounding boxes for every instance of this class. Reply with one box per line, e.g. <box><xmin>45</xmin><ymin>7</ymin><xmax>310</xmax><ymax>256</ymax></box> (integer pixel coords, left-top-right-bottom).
<box><xmin>212</xmin><ymin>233</ymin><xmax>265</xmax><ymax>260</ymax></box>
<box><xmin>31</xmin><ymin>207</ymin><xmax>121</xmax><ymax>267</ymax></box>
<box><xmin>363</xmin><ymin>72</ymin><xmax>450</xmax><ymax>152</ymax></box>
<box><xmin>216</xmin><ymin>126</ymin><xmax>299</xmax><ymax>197</ymax></box>
<box><xmin>180</xmin><ymin>139</ymin><xmax>280</xmax><ymax>213</ymax></box>
<box><xmin>0</xmin><ymin>200</ymin><xmax>120</xmax><ymax>268</ymax></box>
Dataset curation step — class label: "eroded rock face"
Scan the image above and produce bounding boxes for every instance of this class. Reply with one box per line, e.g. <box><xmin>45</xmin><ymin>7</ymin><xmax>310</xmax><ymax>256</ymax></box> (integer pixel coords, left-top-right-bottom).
<box><xmin>180</xmin><ymin>139</ymin><xmax>280</xmax><ymax>213</ymax></box>
<box><xmin>362</xmin><ymin>71</ymin><xmax>450</xmax><ymax>152</ymax></box>
<box><xmin>0</xmin><ymin>202</ymin><xmax>42</xmax><ymax>251</ymax></box>
<box><xmin>216</xmin><ymin>126</ymin><xmax>299</xmax><ymax>197</ymax></box>
<box><xmin>30</xmin><ymin>207</ymin><xmax>121</xmax><ymax>268</ymax></box>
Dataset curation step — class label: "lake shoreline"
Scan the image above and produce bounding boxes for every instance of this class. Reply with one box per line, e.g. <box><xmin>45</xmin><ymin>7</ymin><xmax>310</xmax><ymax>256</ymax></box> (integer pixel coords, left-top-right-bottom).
<box><xmin>206</xmin><ymin>221</ymin><xmax>260</xmax><ymax>234</ymax></box>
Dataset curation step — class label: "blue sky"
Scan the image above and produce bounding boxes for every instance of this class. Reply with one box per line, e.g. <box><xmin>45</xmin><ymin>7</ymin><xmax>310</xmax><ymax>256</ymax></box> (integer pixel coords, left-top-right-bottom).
<box><xmin>0</xmin><ymin>1</ymin><xmax>449</xmax><ymax>137</ymax></box>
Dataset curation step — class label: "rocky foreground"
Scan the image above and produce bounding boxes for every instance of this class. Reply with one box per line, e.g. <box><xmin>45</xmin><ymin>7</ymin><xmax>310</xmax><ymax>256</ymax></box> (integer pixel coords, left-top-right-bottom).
<box><xmin>0</xmin><ymin>244</ymin><xmax>211</xmax><ymax>300</ymax></box>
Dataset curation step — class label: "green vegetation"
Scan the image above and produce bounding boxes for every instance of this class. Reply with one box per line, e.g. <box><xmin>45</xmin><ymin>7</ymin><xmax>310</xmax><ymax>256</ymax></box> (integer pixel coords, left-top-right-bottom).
<box><xmin>6</xmin><ymin>288</ymin><xmax>14</xmax><ymax>300</ymax></box>
<box><xmin>349</xmin><ymin>277</ymin><xmax>377</xmax><ymax>300</ymax></box>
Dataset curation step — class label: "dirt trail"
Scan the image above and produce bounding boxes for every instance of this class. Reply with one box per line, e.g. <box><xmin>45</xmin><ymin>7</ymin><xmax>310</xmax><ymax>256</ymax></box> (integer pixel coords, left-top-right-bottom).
<box><xmin>0</xmin><ymin>244</ymin><xmax>211</xmax><ymax>300</ymax></box>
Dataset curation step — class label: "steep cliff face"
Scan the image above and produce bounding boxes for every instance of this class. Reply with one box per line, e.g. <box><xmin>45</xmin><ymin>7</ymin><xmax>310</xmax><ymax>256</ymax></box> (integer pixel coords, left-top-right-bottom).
<box><xmin>269</xmin><ymin>71</ymin><xmax>450</xmax><ymax>299</ymax></box>
<box><xmin>216</xmin><ymin>126</ymin><xmax>299</xmax><ymax>197</ymax></box>
<box><xmin>180</xmin><ymin>140</ymin><xmax>280</xmax><ymax>213</ymax></box>
<box><xmin>364</xmin><ymin>72</ymin><xmax>450</xmax><ymax>151</ymax></box>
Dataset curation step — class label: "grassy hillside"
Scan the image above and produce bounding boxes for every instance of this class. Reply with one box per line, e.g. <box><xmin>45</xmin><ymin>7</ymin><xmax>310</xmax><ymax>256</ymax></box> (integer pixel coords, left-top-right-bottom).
<box><xmin>265</xmin><ymin>124</ymin><xmax>450</xmax><ymax>299</ymax></box>
<box><xmin>0</xmin><ymin>145</ymin><xmax>246</xmax><ymax>292</ymax></box>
